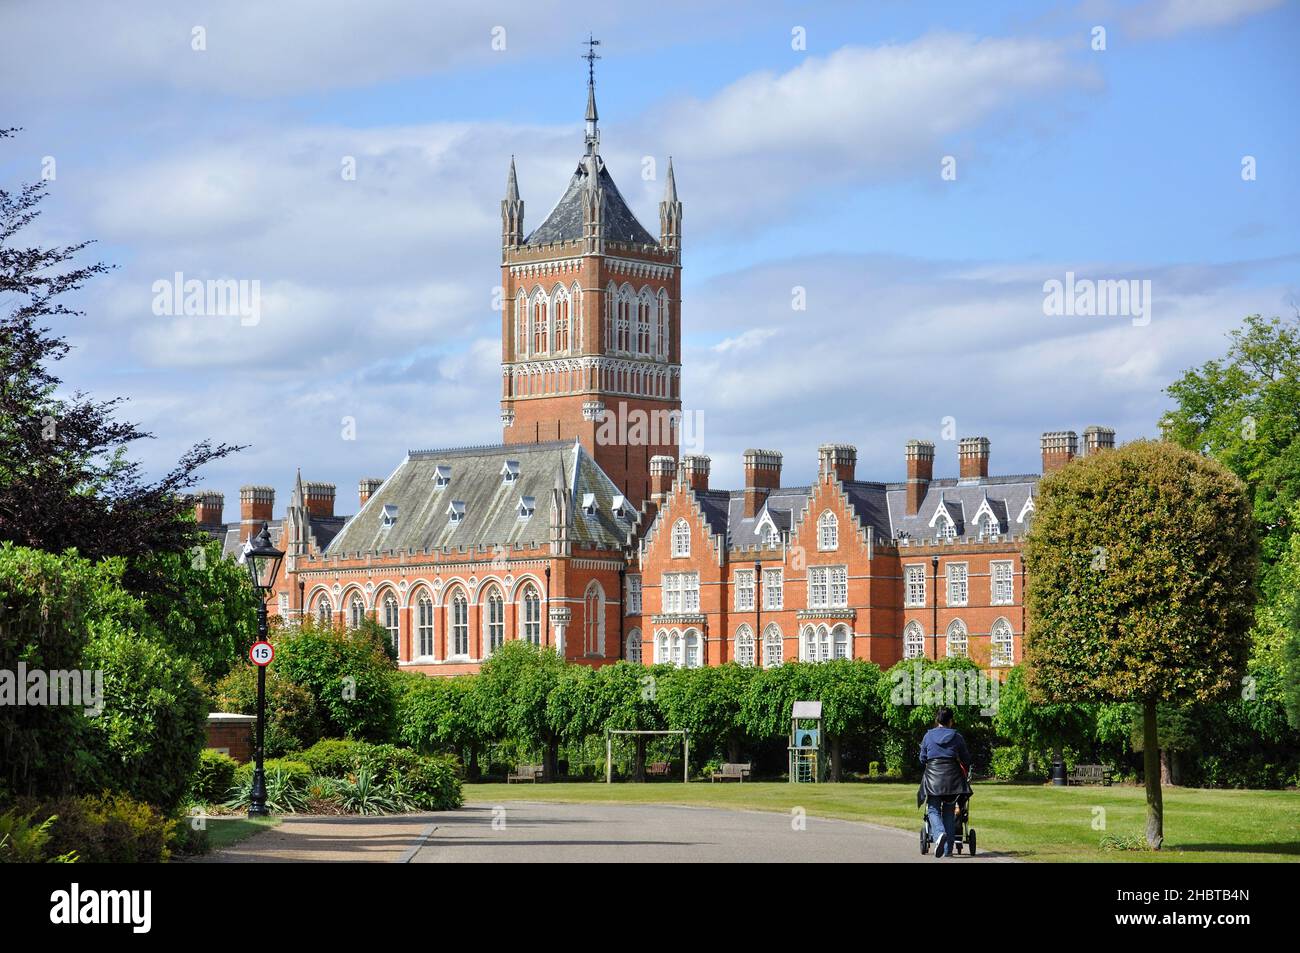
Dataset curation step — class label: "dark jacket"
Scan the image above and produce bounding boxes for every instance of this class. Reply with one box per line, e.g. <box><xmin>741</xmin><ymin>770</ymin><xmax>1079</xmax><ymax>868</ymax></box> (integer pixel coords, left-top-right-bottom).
<box><xmin>916</xmin><ymin>726</ymin><xmax>972</xmax><ymax>805</ymax></box>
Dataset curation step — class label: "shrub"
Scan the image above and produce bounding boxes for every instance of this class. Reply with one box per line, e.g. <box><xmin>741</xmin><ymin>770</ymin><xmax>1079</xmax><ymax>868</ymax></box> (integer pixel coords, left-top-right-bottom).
<box><xmin>0</xmin><ymin>809</ymin><xmax>75</xmax><ymax>863</ymax></box>
<box><xmin>332</xmin><ymin>766</ymin><xmax>398</xmax><ymax>816</ymax></box>
<box><xmin>990</xmin><ymin>746</ymin><xmax>1028</xmax><ymax>781</ymax></box>
<box><xmin>168</xmin><ymin>815</ymin><xmax>210</xmax><ymax>857</ymax></box>
<box><xmin>39</xmin><ymin>793</ymin><xmax>173</xmax><ymax>863</ymax></box>
<box><xmin>81</xmin><ymin>626</ymin><xmax>208</xmax><ymax>812</ymax></box>
<box><xmin>226</xmin><ymin>761</ymin><xmax>312</xmax><ymax>814</ymax></box>
<box><xmin>293</xmin><ymin>739</ymin><xmax>375</xmax><ymax>778</ymax></box>
<box><xmin>275</xmin><ymin>619</ymin><xmax>398</xmax><ymax>742</ymax></box>
<box><xmin>399</xmin><ymin>753</ymin><xmax>463</xmax><ymax>810</ymax></box>
<box><xmin>187</xmin><ymin>750</ymin><xmax>238</xmax><ymax>805</ymax></box>
<box><xmin>214</xmin><ymin>665</ymin><xmax>323</xmax><ymax>757</ymax></box>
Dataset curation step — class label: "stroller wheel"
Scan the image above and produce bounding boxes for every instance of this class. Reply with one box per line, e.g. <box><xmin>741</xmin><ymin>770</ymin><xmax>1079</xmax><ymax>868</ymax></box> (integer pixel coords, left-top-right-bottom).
<box><xmin>967</xmin><ymin>829</ymin><xmax>977</xmax><ymax>856</ymax></box>
<box><xmin>920</xmin><ymin>825</ymin><xmax>929</xmax><ymax>855</ymax></box>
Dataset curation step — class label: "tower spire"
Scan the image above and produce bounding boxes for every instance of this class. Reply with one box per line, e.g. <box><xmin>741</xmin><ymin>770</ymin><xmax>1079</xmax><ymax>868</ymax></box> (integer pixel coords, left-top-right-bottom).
<box><xmin>659</xmin><ymin>155</ymin><xmax>682</xmax><ymax>257</ymax></box>
<box><xmin>501</xmin><ymin>154</ymin><xmax>524</xmax><ymax>247</ymax></box>
<box><xmin>583</xmin><ymin>35</ymin><xmax>601</xmax><ymax>156</ymax></box>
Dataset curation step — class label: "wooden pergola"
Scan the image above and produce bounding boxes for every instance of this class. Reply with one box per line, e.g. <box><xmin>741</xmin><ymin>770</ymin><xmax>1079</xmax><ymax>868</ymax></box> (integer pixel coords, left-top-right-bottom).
<box><xmin>604</xmin><ymin>729</ymin><xmax>690</xmax><ymax>783</ymax></box>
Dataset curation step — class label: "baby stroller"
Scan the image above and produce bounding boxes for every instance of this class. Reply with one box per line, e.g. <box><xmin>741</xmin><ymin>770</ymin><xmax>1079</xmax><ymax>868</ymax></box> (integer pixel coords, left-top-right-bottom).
<box><xmin>919</xmin><ymin>791</ymin><xmax>976</xmax><ymax>856</ymax></box>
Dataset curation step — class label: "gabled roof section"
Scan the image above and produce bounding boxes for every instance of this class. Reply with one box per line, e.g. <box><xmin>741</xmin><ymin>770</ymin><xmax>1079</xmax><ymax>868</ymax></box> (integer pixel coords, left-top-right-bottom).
<box><xmin>885</xmin><ymin>476</ymin><xmax>1039</xmax><ymax>542</ymax></box>
<box><xmin>524</xmin><ymin>159</ymin><xmax>657</xmax><ymax>246</ymax></box>
<box><xmin>323</xmin><ymin>440</ymin><xmax>627</xmax><ymax>555</ymax></box>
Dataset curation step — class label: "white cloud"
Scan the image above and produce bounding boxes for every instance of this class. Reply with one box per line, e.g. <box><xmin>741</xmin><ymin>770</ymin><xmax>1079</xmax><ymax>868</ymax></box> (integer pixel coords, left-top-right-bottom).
<box><xmin>1115</xmin><ymin>0</ymin><xmax>1285</xmax><ymax>38</ymax></box>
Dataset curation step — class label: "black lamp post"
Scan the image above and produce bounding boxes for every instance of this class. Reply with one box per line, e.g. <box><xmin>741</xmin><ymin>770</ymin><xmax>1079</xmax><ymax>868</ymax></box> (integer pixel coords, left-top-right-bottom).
<box><xmin>241</xmin><ymin>523</ymin><xmax>284</xmax><ymax>817</ymax></box>
<box><xmin>753</xmin><ymin>559</ymin><xmax>762</xmax><ymax>667</ymax></box>
<box><xmin>931</xmin><ymin>553</ymin><xmax>940</xmax><ymax>661</ymax></box>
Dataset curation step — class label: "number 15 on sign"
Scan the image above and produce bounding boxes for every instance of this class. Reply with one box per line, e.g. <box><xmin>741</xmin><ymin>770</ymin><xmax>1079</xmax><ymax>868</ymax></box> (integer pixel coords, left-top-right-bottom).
<box><xmin>249</xmin><ymin>641</ymin><xmax>274</xmax><ymax>667</ymax></box>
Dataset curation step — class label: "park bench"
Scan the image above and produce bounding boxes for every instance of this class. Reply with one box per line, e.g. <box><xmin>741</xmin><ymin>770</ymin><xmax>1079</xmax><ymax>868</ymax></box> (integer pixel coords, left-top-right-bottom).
<box><xmin>1067</xmin><ymin>764</ymin><xmax>1112</xmax><ymax>786</ymax></box>
<box><xmin>646</xmin><ymin>761</ymin><xmax>673</xmax><ymax>778</ymax></box>
<box><xmin>508</xmin><ymin>763</ymin><xmax>543</xmax><ymax>783</ymax></box>
<box><xmin>710</xmin><ymin>762</ymin><xmax>752</xmax><ymax>783</ymax></box>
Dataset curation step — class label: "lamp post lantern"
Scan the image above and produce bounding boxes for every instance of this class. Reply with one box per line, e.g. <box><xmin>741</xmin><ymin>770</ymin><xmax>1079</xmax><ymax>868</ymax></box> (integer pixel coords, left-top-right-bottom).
<box><xmin>241</xmin><ymin>523</ymin><xmax>284</xmax><ymax>817</ymax></box>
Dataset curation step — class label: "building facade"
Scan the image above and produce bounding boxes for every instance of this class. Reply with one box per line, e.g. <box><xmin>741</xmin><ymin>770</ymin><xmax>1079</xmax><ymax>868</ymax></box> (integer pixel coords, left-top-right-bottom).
<box><xmin>202</xmin><ymin>68</ymin><xmax>1116</xmax><ymax>678</ymax></box>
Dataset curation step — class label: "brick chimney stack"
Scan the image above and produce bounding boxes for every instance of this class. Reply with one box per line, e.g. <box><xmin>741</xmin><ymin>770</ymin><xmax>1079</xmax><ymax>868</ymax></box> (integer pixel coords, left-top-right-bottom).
<box><xmin>743</xmin><ymin>449</ymin><xmax>783</xmax><ymax>518</ymax></box>
<box><xmin>905</xmin><ymin>440</ymin><xmax>934</xmax><ymax>516</ymax></box>
<box><xmin>649</xmin><ymin>455</ymin><xmax>676</xmax><ymax>503</ymax></box>
<box><xmin>818</xmin><ymin>444</ymin><xmax>857</xmax><ymax>483</ymax></box>
<box><xmin>359</xmin><ymin>478</ymin><xmax>383</xmax><ymax>508</ymax></box>
<box><xmin>304</xmin><ymin>482</ymin><xmax>335</xmax><ymax>519</ymax></box>
<box><xmin>959</xmin><ymin>437</ymin><xmax>991</xmax><ymax>480</ymax></box>
<box><xmin>682</xmin><ymin>454</ymin><xmax>711</xmax><ymax>493</ymax></box>
<box><xmin>193</xmin><ymin>491</ymin><xmax>224</xmax><ymax>528</ymax></box>
<box><xmin>1082</xmin><ymin>426</ymin><xmax>1116</xmax><ymax>457</ymax></box>
<box><xmin>239</xmin><ymin>485</ymin><xmax>275</xmax><ymax>542</ymax></box>
<box><xmin>1041</xmin><ymin>431</ymin><xmax>1078</xmax><ymax>474</ymax></box>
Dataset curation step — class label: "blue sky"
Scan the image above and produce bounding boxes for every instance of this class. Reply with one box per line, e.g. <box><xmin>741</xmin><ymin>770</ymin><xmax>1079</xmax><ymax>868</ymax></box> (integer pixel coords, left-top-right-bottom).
<box><xmin>2</xmin><ymin>0</ymin><xmax>1297</xmax><ymax>517</ymax></box>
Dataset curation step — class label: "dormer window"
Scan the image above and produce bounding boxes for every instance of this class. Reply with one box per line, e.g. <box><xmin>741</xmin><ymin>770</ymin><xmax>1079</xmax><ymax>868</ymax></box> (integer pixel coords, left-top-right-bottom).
<box><xmin>612</xmin><ymin>494</ymin><xmax>631</xmax><ymax>520</ymax></box>
<box><xmin>381</xmin><ymin>504</ymin><xmax>398</xmax><ymax>528</ymax></box>
<box><xmin>518</xmin><ymin>495</ymin><xmax>535</xmax><ymax>520</ymax></box>
<box><xmin>936</xmin><ymin>516</ymin><xmax>957</xmax><ymax>541</ymax></box>
<box><xmin>581</xmin><ymin>492</ymin><xmax>598</xmax><ymax>517</ymax></box>
<box><xmin>501</xmin><ymin>460</ymin><xmax>519</xmax><ymax>484</ymax></box>
<box><xmin>433</xmin><ymin>465</ymin><xmax>451</xmax><ymax>489</ymax></box>
<box><xmin>447</xmin><ymin>500</ymin><xmax>466</xmax><ymax>524</ymax></box>
<box><xmin>979</xmin><ymin>514</ymin><xmax>999</xmax><ymax>539</ymax></box>
<box><xmin>764</xmin><ymin>527</ymin><xmax>781</xmax><ymax>548</ymax></box>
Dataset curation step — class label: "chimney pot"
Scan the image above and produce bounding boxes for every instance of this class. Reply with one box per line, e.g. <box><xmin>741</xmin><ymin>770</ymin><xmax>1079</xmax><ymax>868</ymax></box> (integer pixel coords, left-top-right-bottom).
<box><xmin>743</xmin><ymin>448</ymin><xmax>783</xmax><ymax>517</ymax></box>
<box><xmin>818</xmin><ymin>443</ymin><xmax>857</xmax><ymax>483</ymax></box>
<box><xmin>359</xmin><ymin>478</ymin><xmax>383</xmax><ymax>508</ymax></box>
<box><xmin>1082</xmin><ymin>426</ymin><xmax>1115</xmax><ymax>456</ymax></box>
<box><xmin>682</xmin><ymin>454</ymin><xmax>711</xmax><ymax>493</ymax></box>
<box><xmin>1041</xmin><ymin>431</ymin><xmax>1079</xmax><ymax>474</ymax></box>
<box><xmin>905</xmin><ymin>440</ymin><xmax>935</xmax><ymax>516</ymax></box>
<box><xmin>239</xmin><ymin>485</ymin><xmax>275</xmax><ymax>542</ymax></box>
<box><xmin>958</xmin><ymin>437</ymin><xmax>991</xmax><ymax>480</ymax></box>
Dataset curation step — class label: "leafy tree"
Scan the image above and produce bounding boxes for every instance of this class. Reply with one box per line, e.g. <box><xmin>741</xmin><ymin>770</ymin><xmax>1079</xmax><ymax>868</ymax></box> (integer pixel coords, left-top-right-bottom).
<box><xmin>582</xmin><ymin>661</ymin><xmax>667</xmax><ymax>779</ymax></box>
<box><xmin>657</xmin><ymin>664</ymin><xmax>755</xmax><ymax>769</ymax></box>
<box><xmin>212</xmin><ymin>663</ymin><xmax>323</xmax><ymax>757</ymax></box>
<box><xmin>1161</xmin><ymin>313</ymin><xmax>1300</xmax><ymax>593</ymax></box>
<box><xmin>800</xmin><ymin>660</ymin><xmax>884</xmax><ymax>781</ymax></box>
<box><xmin>0</xmin><ymin>128</ymin><xmax>239</xmax><ymax>594</ymax></box>
<box><xmin>271</xmin><ymin>617</ymin><xmax>398</xmax><ymax>742</ymax></box>
<box><xmin>135</xmin><ymin>536</ymin><xmax>259</xmax><ymax>683</ymax></box>
<box><xmin>476</xmin><ymin>640</ymin><xmax>566</xmax><ymax>780</ymax></box>
<box><xmin>994</xmin><ymin>666</ymin><xmax>1093</xmax><ymax>773</ymax></box>
<box><xmin>1023</xmin><ymin>440</ymin><xmax>1257</xmax><ymax>848</ymax></box>
<box><xmin>876</xmin><ymin>657</ymin><xmax>994</xmax><ymax>779</ymax></box>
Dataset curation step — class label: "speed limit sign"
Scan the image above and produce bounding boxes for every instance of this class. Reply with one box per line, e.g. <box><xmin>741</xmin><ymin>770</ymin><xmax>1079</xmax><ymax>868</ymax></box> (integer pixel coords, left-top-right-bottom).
<box><xmin>249</xmin><ymin>641</ymin><xmax>275</xmax><ymax>667</ymax></box>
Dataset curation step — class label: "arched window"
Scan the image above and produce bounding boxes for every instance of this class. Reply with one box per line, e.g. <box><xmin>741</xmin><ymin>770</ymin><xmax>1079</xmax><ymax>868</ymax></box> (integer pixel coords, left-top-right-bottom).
<box><xmin>584</xmin><ymin>582</ymin><xmax>604</xmax><ymax>656</ymax></box>
<box><xmin>936</xmin><ymin>513</ymin><xmax>957</xmax><ymax>541</ymax></box>
<box><xmin>484</xmin><ymin>586</ymin><xmax>505</xmax><ymax>654</ymax></box>
<box><xmin>832</xmin><ymin>624</ymin><xmax>851</xmax><ymax>660</ymax></box>
<box><xmin>763</xmin><ymin>624</ymin><xmax>783</xmax><ymax>668</ymax></box>
<box><xmin>636</xmin><ymin>292</ymin><xmax>652</xmax><ymax>354</ymax></box>
<box><xmin>903</xmin><ymin>621</ymin><xmax>925</xmax><ymax>660</ymax></box>
<box><xmin>604</xmin><ymin>283</ymin><xmax>616</xmax><ymax>350</ymax></box>
<box><xmin>616</xmin><ymin>289</ymin><xmax>632</xmax><ymax>352</ymax></box>
<box><xmin>348</xmin><ymin>594</ymin><xmax>366</xmax><ymax>629</ymax></box>
<box><xmin>626</xmin><ymin>629</ymin><xmax>643</xmax><ymax>664</ymax></box>
<box><xmin>991</xmin><ymin>617</ymin><xmax>1014</xmax><ymax>667</ymax></box>
<box><xmin>735</xmin><ymin>625</ymin><xmax>755</xmax><ymax>667</ymax></box>
<box><xmin>683</xmin><ymin>629</ymin><xmax>701</xmax><ymax>668</ymax></box>
<box><xmin>571</xmin><ymin>283</ymin><xmax>582</xmax><ymax>350</ymax></box>
<box><xmin>532</xmin><ymin>294</ymin><xmax>548</xmax><ymax>355</ymax></box>
<box><xmin>514</xmin><ymin>294</ymin><xmax>525</xmax><ymax>359</ymax></box>
<box><xmin>522</xmin><ymin>584</ymin><xmax>542</xmax><ymax>645</ymax></box>
<box><xmin>657</xmin><ymin>292</ymin><xmax>669</xmax><ymax>357</ymax></box>
<box><xmin>315</xmin><ymin>595</ymin><xmax>333</xmax><ymax>627</ymax></box>
<box><xmin>804</xmin><ymin>624</ymin><xmax>832</xmax><ymax>662</ymax></box>
<box><xmin>381</xmin><ymin>593</ymin><xmax>399</xmax><ymax>652</ymax></box>
<box><xmin>449</xmin><ymin>590</ymin><xmax>469</xmax><ymax>657</ymax></box>
<box><xmin>818</xmin><ymin>511</ymin><xmax>839</xmax><ymax>551</ymax></box>
<box><xmin>671</xmin><ymin>518</ymin><xmax>690</xmax><ymax>557</ymax></box>
<box><xmin>416</xmin><ymin>592</ymin><xmax>434</xmax><ymax>658</ymax></box>
<box><xmin>553</xmin><ymin>289</ymin><xmax>570</xmax><ymax>353</ymax></box>
<box><xmin>946</xmin><ymin>619</ymin><xmax>968</xmax><ymax>658</ymax></box>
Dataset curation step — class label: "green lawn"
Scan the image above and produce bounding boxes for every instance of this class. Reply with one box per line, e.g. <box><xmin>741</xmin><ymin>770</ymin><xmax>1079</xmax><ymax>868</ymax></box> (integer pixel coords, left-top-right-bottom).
<box><xmin>204</xmin><ymin>815</ymin><xmax>281</xmax><ymax>851</ymax></box>
<box><xmin>473</xmin><ymin>781</ymin><xmax>1299</xmax><ymax>862</ymax></box>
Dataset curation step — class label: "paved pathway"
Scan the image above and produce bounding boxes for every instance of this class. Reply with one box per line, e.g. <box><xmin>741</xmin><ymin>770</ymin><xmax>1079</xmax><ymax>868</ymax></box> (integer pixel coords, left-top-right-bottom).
<box><xmin>202</xmin><ymin>801</ymin><xmax>1013</xmax><ymax>863</ymax></box>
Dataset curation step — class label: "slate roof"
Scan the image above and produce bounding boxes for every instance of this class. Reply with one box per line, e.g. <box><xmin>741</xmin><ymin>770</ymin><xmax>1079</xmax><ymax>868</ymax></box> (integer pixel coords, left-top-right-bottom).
<box><xmin>323</xmin><ymin>440</ymin><xmax>630</xmax><ymax>556</ymax></box>
<box><xmin>657</xmin><ymin>474</ymin><xmax>1039</xmax><ymax>551</ymax></box>
<box><xmin>205</xmin><ymin>516</ymin><xmax>347</xmax><ymax>561</ymax></box>
<box><xmin>525</xmin><ymin>158</ymin><xmax>657</xmax><ymax>247</ymax></box>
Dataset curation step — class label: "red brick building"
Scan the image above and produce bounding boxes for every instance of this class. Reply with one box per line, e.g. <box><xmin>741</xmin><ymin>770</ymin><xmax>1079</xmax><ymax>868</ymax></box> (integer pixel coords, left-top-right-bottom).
<box><xmin>204</xmin><ymin>68</ymin><xmax>1115</xmax><ymax>678</ymax></box>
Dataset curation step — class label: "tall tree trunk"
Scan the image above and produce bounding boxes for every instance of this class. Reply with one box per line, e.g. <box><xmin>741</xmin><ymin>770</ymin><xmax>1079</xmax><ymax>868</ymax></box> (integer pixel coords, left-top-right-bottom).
<box><xmin>1160</xmin><ymin>748</ymin><xmax>1173</xmax><ymax>786</ymax></box>
<box><xmin>467</xmin><ymin>744</ymin><xmax>481</xmax><ymax>782</ymax></box>
<box><xmin>542</xmin><ymin>741</ymin><xmax>560</xmax><ymax>783</ymax></box>
<box><xmin>634</xmin><ymin>737</ymin><xmax>646</xmax><ymax>782</ymax></box>
<box><xmin>1142</xmin><ymin>698</ymin><xmax>1164</xmax><ymax>849</ymax></box>
<box><xmin>830</xmin><ymin>737</ymin><xmax>842</xmax><ymax>782</ymax></box>
<box><xmin>726</xmin><ymin>737</ymin><xmax>741</xmax><ymax>764</ymax></box>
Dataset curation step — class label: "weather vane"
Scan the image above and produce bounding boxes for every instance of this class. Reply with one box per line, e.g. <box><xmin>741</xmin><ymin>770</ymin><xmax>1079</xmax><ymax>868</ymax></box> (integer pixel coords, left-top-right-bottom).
<box><xmin>583</xmin><ymin>34</ymin><xmax>601</xmax><ymax>83</ymax></box>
